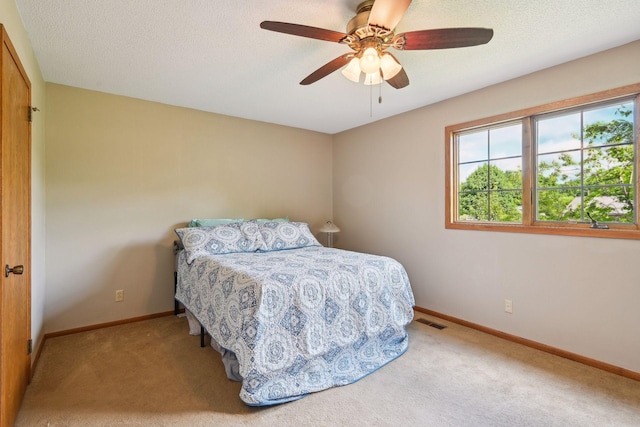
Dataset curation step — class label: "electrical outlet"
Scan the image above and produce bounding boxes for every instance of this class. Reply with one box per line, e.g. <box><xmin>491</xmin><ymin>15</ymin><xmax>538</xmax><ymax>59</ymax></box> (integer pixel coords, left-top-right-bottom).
<box><xmin>115</xmin><ymin>289</ymin><xmax>124</xmax><ymax>302</ymax></box>
<box><xmin>504</xmin><ymin>299</ymin><xmax>513</xmax><ymax>314</ymax></box>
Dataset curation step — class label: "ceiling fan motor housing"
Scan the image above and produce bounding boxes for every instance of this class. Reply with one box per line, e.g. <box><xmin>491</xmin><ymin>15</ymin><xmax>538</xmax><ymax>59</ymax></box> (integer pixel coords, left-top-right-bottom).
<box><xmin>346</xmin><ymin>0</ymin><xmax>395</xmax><ymax>56</ymax></box>
<box><xmin>347</xmin><ymin>1</ymin><xmax>375</xmax><ymax>35</ymax></box>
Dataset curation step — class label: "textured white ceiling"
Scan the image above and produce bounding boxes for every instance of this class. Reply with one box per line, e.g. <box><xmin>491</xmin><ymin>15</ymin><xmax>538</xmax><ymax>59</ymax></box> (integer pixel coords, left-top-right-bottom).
<box><xmin>15</xmin><ymin>0</ymin><xmax>640</xmax><ymax>134</ymax></box>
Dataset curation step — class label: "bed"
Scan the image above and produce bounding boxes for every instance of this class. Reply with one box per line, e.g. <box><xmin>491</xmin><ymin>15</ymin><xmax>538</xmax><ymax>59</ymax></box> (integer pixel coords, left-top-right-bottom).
<box><xmin>174</xmin><ymin>220</ymin><xmax>415</xmax><ymax>406</ymax></box>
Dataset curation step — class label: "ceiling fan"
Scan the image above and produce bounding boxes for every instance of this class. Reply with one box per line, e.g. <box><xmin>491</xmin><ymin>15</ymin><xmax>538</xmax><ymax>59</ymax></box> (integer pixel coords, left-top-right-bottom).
<box><xmin>260</xmin><ymin>0</ymin><xmax>493</xmax><ymax>89</ymax></box>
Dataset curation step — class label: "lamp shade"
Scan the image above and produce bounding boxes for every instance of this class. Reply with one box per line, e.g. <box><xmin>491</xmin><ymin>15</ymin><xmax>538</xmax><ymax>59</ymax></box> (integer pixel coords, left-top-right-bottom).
<box><xmin>359</xmin><ymin>47</ymin><xmax>381</xmax><ymax>74</ymax></box>
<box><xmin>380</xmin><ymin>53</ymin><xmax>402</xmax><ymax>80</ymax></box>
<box><xmin>341</xmin><ymin>58</ymin><xmax>362</xmax><ymax>83</ymax></box>
<box><xmin>319</xmin><ymin>221</ymin><xmax>340</xmax><ymax>233</ymax></box>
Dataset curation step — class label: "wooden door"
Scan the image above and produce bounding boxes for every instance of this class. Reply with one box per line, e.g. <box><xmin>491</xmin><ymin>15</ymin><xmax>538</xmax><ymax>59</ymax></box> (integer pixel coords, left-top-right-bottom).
<box><xmin>0</xmin><ymin>24</ymin><xmax>32</xmax><ymax>427</ymax></box>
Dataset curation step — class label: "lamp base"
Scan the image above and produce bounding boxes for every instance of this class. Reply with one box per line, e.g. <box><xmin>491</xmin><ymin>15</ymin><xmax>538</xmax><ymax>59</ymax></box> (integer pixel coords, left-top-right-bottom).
<box><xmin>327</xmin><ymin>233</ymin><xmax>333</xmax><ymax>248</ymax></box>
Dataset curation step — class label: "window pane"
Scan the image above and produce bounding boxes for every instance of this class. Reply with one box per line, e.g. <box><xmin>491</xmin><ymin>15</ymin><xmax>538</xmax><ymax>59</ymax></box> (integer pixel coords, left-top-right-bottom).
<box><xmin>459</xmin><ymin>162</ymin><xmax>487</xmax><ymax>187</ymax></box>
<box><xmin>537</xmin><ymin>151</ymin><xmax>581</xmax><ymax>187</ymax></box>
<box><xmin>491</xmin><ymin>190</ymin><xmax>522</xmax><ymax>222</ymax></box>
<box><xmin>491</xmin><ymin>158</ymin><xmax>522</xmax><ymax>190</ymax></box>
<box><xmin>459</xmin><ymin>191</ymin><xmax>488</xmax><ymax>221</ymax></box>
<box><xmin>537</xmin><ymin>188</ymin><xmax>582</xmax><ymax>221</ymax></box>
<box><xmin>456</xmin><ymin>123</ymin><xmax>523</xmax><ymax>224</ymax></box>
<box><xmin>583</xmin><ymin>186</ymin><xmax>634</xmax><ymax>223</ymax></box>
<box><xmin>583</xmin><ymin>101</ymin><xmax>634</xmax><ymax>147</ymax></box>
<box><xmin>458</xmin><ymin>131</ymin><xmax>488</xmax><ymax>163</ymax></box>
<box><xmin>458</xmin><ymin>162</ymin><xmax>523</xmax><ymax>223</ymax></box>
<box><xmin>583</xmin><ymin>145</ymin><xmax>633</xmax><ymax>185</ymax></box>
<box><xmin>536</xmin><ymin>98</ymin><xmax>636</xmax><ymax>224</ymax></box>
<box><xmin>490</xmin><ymin>123</ymin><xmax>522</xmax><ymax>159</ymax></box>
<box><xmin>537</xmin><ymin>113</ymin><xmax>581</xmax><ymax>154</ymax></box>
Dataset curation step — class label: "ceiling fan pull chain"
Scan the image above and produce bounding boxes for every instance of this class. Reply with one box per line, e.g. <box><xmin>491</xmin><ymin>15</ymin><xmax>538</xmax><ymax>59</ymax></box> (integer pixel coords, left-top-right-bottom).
<box><xmin>379</xmin><ymin>71</ymin><xmax>383</xmax><ymax>104</ymax></box>
<box><xmin>370</xmin><ymin>81</ymin><xmax>373</xmax><ymax>117</ymax></box>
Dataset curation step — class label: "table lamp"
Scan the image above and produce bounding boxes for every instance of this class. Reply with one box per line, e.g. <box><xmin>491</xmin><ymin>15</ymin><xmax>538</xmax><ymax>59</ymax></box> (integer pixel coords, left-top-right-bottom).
<box><xmin>319</xmin><ymin>221</ymin><xmax>340</xmax><ymax>248</ymax></box>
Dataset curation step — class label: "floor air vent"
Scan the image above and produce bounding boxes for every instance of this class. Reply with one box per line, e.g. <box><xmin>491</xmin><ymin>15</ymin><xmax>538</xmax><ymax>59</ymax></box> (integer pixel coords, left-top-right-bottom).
<box><xmin>416</xmin><ymin>318</ymin><xmax>447</xmax><ymax>330</ymax></box>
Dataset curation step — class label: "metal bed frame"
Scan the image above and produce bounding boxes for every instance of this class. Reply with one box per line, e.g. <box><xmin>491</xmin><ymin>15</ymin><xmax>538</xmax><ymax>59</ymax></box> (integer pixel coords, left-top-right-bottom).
<box><xmin>174</xmin><ymin>240</ymin><xmax>206</xmax><ymax>347</ymax></box>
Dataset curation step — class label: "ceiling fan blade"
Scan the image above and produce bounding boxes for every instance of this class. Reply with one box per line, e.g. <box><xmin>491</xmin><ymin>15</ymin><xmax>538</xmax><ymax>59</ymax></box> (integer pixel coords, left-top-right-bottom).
<box><xmin>395</xmin><ymin>28</ymin><xmax>494</xmax><ymax>50</ymax></box>
<box><xmin>300</xmin><ymin>54</ymin><xmax>353</xmax><ymax>85</ymax></box>
<box><xmin>368</xmin><ymin>0</ymin><xmax>412</xmax><ymax>31</ymax></box>
<box><xmin>260</xmin><ymin>21</ymin><xmax>347</xmax><ymax>43</ymax></box>
<box><xmin>386</xmin><ymin>67</ymin><xmax>409</xmax><ymax>89</ymax></box>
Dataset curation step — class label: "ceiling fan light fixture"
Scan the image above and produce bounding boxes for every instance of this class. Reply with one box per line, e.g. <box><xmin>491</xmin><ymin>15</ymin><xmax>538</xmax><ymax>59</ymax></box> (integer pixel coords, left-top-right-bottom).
<box><xmin>260</xmin><ymin>0</ymin><xmax>494</xmax><ymax>91</ymax></box>
<box><xmin>380</xmin><ymin>53</ymin><xmax>402</xmax><ymax>80</ymax></box>
<box><xmin>359</xmin><ymin>46</ymin><xmax>381</xmax><ymax>74</ymax></box>
<box><xmin>364</xmin><ymin>72</ymin><xmax>383</xmax><ymax>86</ymax></box>
<box><xmin>341</xmin><ymin>57</ymin><xmax>362</xmax><ymax>83</ymax></box>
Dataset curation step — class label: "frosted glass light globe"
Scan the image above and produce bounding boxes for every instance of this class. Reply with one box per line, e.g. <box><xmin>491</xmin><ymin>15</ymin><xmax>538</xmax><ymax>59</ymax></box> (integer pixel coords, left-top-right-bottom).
<box><xmin>380</xmin><ymin>53</ymin><xmax>402</xmax><ymax>80</ymax></box>
<box><xmin>359</xmin><ymin>47</ymin><xmax>381</xmax><ymax>74</ymax></box>
<box><xmin>341</xmin><ymin>58</ymin><xmax>362</xmax><ymax>83</ymax></box>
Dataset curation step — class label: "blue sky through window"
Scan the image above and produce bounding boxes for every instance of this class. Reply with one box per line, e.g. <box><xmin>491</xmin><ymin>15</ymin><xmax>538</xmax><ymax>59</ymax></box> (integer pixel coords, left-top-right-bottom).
<box><xmin>458</xmin><ymin>123</ymin><xmax>522</xmax><ymax>182</ymax></box>
<box><xmin>537</xmin><ymin>101</ymin><xmax>633</xmax><ymax>154</ymax></box>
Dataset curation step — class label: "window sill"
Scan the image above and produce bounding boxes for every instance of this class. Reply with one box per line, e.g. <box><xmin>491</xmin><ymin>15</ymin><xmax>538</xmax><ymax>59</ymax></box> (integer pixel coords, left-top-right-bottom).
<box><xmin>445</xmin><ymin>221</ymin><xmax>640</xmax><ymax>240</ymax></box>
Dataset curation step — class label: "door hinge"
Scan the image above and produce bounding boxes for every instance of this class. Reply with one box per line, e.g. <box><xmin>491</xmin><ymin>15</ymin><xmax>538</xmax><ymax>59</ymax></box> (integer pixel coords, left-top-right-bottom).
<box><xmin>28</xmin><ymin>339</ymin><xmax>33</xmax><ymax>355</ymax></box>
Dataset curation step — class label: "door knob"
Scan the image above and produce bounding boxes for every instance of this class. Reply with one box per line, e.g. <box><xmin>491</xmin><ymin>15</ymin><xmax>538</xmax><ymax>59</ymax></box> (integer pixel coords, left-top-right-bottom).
<box><xmin>5</xmin><ymin>264</ymin><xmax>24</xmax><ymax>277</ymax></box>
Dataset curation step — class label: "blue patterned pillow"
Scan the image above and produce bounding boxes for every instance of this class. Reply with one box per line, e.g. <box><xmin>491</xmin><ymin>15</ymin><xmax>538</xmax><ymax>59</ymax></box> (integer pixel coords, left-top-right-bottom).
<box><xmin>258</xmin><ymin>222</ymin><xmax>321</xmax><ymax>252</ymax></box>
<box><xmin>176</xmin><ymin>221</ymin><xmax>265</xmax><ymax>263</ymax></box>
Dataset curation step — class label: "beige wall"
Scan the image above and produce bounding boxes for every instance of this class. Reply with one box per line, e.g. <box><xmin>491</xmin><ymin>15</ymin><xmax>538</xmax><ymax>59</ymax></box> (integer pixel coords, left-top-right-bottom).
<box><xmin>1</xmin><ymin>0</ymin><xmax>47</xmax><ymax>361</ymax></box>
<box><xmin>45</xmin><ymin>84</ymin><xmax>333</xmax><ymax>332</ymax></box>
<box><xmin>333</xmin><ymin>40</ymin><xmax>640</xmax><ymax>373</ymax></box>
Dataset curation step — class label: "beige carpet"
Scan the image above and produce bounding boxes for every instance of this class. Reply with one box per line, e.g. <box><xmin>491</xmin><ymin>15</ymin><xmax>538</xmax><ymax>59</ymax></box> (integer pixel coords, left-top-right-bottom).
<box><xmin>16</xmin><ymin>313</ymin><xmax>640</xmax><ymax>426</ymax></box>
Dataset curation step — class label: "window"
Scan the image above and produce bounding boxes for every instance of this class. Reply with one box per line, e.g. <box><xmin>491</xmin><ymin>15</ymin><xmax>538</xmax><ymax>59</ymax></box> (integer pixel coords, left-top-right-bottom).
<box><xmin>446</xmin><ymin>83</ymin><xmax>640</xmax><ymax>239</ymax></box>
<box><xmin>457</xmin><ymin>123</ymin><xmax>523</xmax><ymax>223</ymax></box>
<box><xmin>535</xmin><ymin>100</ymin><xmax>634</xmax><ymax>224</ymax></box>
